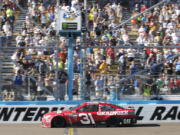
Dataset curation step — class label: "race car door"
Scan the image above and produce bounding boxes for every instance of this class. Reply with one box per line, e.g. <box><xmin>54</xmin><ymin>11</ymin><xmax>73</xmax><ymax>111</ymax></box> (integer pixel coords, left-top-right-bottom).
<box><xmin>98</xmin><ymin>104</ymin><xmax>117</xmax><ymax>121</ymax></box>
<box><xmin>76</xmin><ymin>104</ymin><xmax>99</xmax><ymax>125</ymax></box>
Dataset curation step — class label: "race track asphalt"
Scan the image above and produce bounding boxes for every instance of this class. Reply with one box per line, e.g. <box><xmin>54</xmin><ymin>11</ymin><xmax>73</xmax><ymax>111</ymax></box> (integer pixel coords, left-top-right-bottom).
<box><xmin>0</xmin><ymin>123</ymin><xmax>180</xmax><ymax>135</ymax></box>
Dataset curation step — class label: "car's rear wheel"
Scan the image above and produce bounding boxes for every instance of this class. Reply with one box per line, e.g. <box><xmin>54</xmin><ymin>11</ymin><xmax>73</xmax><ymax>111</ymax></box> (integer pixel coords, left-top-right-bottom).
<box><xmin>52</xmin><ymin>116</ymin><xmax>66</xmax><ymax>128</ymax></box>
<box><xmin>106</xmin><ymin>117</ymin><xmax>121</xmax><ymax>127</ymax></box>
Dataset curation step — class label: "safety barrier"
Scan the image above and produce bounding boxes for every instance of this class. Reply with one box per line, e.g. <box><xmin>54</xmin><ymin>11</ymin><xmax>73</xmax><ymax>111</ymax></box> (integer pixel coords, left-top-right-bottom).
<box><xmin>0</xmin><ymin>100</ymin><xmax>180</xmax><ymax>123</ymax></box>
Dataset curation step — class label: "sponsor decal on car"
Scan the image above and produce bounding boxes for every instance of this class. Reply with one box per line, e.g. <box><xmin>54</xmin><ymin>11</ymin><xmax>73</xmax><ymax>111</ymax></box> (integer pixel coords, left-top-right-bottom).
<box><xmin>97</xmin><ymin>111</ymin><xmax>128</xmax><ymax>116</ymax></box>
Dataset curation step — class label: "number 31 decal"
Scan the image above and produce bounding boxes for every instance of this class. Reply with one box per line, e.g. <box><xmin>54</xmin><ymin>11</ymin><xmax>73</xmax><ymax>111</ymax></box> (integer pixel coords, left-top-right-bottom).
<box><xmin>79</xmin><ymin>113</ymin><xmax>95</xmax><ymax>124</ymax></box>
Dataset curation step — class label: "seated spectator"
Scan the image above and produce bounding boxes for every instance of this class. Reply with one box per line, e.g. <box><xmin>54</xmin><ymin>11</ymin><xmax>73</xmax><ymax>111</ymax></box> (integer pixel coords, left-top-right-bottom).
<box><xmin>175</xmin><ymin>58</ymin><xmax>180</xmax><ymax>75</ymax></box>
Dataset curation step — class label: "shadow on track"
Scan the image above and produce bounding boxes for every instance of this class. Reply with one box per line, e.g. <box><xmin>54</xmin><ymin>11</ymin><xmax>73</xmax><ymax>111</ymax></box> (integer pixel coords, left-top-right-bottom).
<box><xmin>61</xmin><ymin>124</ymin><xmax>160</xmax><ymax>128</ymax></box>
<box><xmin>120</xmin><ymin>123</ymin><xmax>160</xmax><ymax>128</ymax></box>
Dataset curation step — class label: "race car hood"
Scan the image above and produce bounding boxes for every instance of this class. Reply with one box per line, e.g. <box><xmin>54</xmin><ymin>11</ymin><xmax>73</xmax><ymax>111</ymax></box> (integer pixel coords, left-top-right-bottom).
<box><xmin>43</xmin><ymin>110</ymin><xmax>72</xmax><ymax>117</ymax></box>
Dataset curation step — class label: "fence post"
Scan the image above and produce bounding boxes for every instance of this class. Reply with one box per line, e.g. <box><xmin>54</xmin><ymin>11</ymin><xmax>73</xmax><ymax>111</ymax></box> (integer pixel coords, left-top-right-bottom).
<box><xmin>0</xmin><ymin>37</ymin><xmax>3</xmax><ymax>100</ymax></box>
<box><xmin>27</xmin><ymin>75</ymin><xmax>31</xmax><ymax>98</ymax></box>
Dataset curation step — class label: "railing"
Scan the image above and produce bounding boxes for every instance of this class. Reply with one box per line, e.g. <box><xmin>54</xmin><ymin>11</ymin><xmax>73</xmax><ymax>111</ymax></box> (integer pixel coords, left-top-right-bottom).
<box><xmin>0</xmin><ymin>73</ymin><xmax>179</xmax><ymax>101</ymax></box>
<box><xmin>116</xmin><ymin>0</ymin><xmax>170</xmax><ymax>28</ymax></box>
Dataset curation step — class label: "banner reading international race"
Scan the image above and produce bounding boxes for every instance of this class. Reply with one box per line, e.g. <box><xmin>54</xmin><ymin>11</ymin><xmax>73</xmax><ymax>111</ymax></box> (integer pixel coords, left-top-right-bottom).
<box><xmin>0</xmin><ymin>101</ymin><xmax>180</xmax><ymax>123</ymax></box>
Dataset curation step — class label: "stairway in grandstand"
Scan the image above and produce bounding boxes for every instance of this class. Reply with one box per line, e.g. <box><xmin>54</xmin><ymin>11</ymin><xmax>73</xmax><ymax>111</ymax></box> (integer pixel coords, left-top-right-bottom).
<box><xmin>0</xmin><ymin>9</ymin><xmax>27</xmax><ymax>99</ymax></box>
<box><xmin>122</xmin><ymin>8</ymin><xmax>141</xmax><ymax>68</ymax></box>
<box><xmin>108</xmin><ymin>7</ymin><xmax>139</xmax><ymax>73</ymax></box>
<box><xmin>121</xmin><ymin>0</ymin><xmax>171</xmax><ymax>45</ymax></box>
<box><xmin>122</xmin><ymin>8</ymin><xmax>138</xmax><ymax>44</ymax></box>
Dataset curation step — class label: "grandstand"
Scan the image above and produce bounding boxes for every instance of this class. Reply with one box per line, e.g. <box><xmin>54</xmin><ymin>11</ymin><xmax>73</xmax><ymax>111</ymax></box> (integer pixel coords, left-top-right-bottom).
<box><xmin>0</xmin><ymin>0</ymin><xmax>179</xmax><ymax>101</ymax></box>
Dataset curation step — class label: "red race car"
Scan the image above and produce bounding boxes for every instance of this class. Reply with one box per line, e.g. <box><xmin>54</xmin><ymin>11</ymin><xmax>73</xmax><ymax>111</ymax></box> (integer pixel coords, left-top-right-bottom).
<box><xmin>41</xmin><ymin>102</ymin><xmax>137</xmax><ymax>128</ymax></box>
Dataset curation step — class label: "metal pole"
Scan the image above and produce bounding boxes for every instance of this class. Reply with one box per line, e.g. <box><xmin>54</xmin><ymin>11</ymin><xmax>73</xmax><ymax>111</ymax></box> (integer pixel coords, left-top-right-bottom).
<box><xmin>79</xmin><ymin>45</ymin><xmax>85</xmax><ymax>99</ymax></box>
<box><xmin>67</xmin><ymin>36</ymin><xmax>74</xmax><ymax>100</ymax></box>
<box><xmin>84</xmin><ymin>0</ymin><xmax>88</xmax><ymax>29</ymax></box>
<box><xmin>79</xmin><ymin>47</ymin><xmax>83</xmax><ymax>99</ymax></box>
<box><xmin>57</xmin><ymin>0</ymin><xmax>60</xmax><ymax>6</ymax></box>
<box><xmin>28</xmin><ymin>75</ymin><xmax>31</xmax><ymax>98</ymax></box>
<box><xmin>0</xmin><ymin>44</ymin><xmax>179</xmax><ymax>49</ymax></box>
<box><xmin>79</xmin><ymin>0</ymin><xmax>88</xmax><ymax>100</ymax></box>
<box><xmin>80</xmin><ymin>0</ymin><xmax>87</xmax><ymax>99</ymax></box>
<box><xmin>77</xmin><ymin>0</ymin><xmax>86</xmax><ymax>100</ymax></box>
<box><xmin>84</xmin><ymin>0</ymin><xmax>87</xmax><ymax>12</ymax></box>
<box><xmin>55</xmin><ymin>40</ymin><xmax>59</xmax><ymax>100</ymax></box>
<box><xmin>0</xmin><ymin>44</ymin><xmax>2</xmax><ymax>100</ymax></box>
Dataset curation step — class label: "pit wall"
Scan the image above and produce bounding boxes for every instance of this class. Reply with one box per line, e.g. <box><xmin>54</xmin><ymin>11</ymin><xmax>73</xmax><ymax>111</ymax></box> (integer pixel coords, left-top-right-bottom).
<box><xmin>0</xmin><ymin>100</ymin><xmax>180</xmax><ymax>123</ymax></box>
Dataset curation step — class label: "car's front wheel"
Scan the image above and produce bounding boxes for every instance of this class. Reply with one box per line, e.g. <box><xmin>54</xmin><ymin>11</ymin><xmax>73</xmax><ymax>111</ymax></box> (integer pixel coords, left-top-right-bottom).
<box><xmin>51</xmin><ymin>116</ymin><xmax>66</xmax><ymax>128</ymax></box>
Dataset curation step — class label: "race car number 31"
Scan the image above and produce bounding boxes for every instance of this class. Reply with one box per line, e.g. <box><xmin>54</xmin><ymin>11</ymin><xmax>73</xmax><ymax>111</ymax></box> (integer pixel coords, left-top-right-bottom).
<box><xmin>79</xmin><ymin>113</ymin><xmax>95</xmax><ymax>124</ymax></box>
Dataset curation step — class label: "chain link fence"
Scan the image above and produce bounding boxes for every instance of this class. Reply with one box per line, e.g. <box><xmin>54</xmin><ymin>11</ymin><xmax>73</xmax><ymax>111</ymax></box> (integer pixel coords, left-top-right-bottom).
<box><xmin>0</xmin><ymin>0</ymin><xmax>180</xmax><ymax>101</ymax></box>
<box><xmin>0</xmin><ymin>42</ymin><xmax>179</xmax><ymax>101</ymax></box>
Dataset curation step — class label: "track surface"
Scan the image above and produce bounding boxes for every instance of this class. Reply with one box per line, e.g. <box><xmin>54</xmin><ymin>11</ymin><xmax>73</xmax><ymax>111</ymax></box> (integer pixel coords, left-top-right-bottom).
<box><xmin>0</xmin><ymin>123</ymin><xmax>180</xmax><ymax>135</ymax></box>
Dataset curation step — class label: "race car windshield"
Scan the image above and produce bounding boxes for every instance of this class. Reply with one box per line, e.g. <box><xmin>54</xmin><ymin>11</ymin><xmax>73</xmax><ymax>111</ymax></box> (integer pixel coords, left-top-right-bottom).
<box><xmin>115</xmin><ymin>105</ymin><xmax>124</xmax><ymax>109</ymax></box>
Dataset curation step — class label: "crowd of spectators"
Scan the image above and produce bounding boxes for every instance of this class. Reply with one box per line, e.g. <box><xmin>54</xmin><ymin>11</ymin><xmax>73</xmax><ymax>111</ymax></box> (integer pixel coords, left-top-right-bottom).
<box><xmin>0</xmin><ymin>0</ymin><xmax>179</xmax><ymax>101</ymax></box>
<box><xmin>0</xmin><ymin>0</ymin><xmax>17</xmax><ymax>48</ymax></box>
<box><xmin>82</xmin><ymin>0</ymin><xmax>180</xmax><ymax>99</ymax></box>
